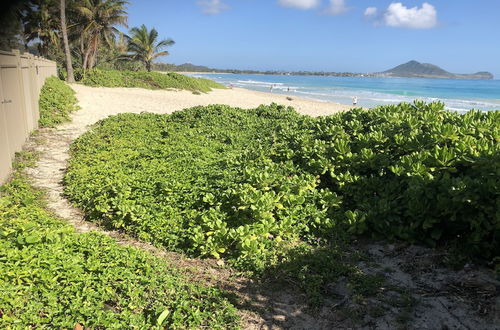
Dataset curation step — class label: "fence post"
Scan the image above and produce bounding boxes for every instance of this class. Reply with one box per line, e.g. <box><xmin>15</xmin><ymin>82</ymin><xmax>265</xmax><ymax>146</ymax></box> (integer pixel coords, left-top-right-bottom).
<box><xmin>0</xmin><ymin>72</ymin><xmax>13</xmax><ymax>184</ymax></box>
<box><xmin>28</xmin><ymin>54</ymin><xmax>40</xmax><ymax>126</ymax></box>
<box><xmin>12</xmin><ymin>49</ymin><xmax>29</xmax><ymax>139</ymax></box>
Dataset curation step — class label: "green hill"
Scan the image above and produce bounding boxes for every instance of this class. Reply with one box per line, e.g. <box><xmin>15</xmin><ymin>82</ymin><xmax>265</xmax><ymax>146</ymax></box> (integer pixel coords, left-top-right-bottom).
<box><xmin>382</xmin><ymin>60</ymin><xmax>493</xmax><ymax>79</ymax></box>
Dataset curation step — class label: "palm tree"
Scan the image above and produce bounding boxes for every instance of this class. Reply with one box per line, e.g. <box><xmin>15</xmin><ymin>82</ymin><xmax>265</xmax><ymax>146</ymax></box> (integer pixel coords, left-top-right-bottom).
<box><xmin>0</xmin><ymin>0</ymin><xmax>31</xmax><ymax>51</ymax></box>
<box><xmin>127</xmin><ymin>24</ymin><xmax>175</xmax><ymax>72</ymax></box>
<box><xmin>23</xmin><ymin>0</ymin><xmax>61</xmax><ymax>57</ymax></box>
<box><xmin>60</xmin><ymin>0</ymin><xmax>74</xmax><ymax>82</ymax></box>
<box><xmin>76</xmin><ymin>0</ymin><xmax>128</xmax><ymax>69</ymax></box>
<box><xmin>114</xmin><ymin>31</ymin><xmax>128</xmax><ymax>54</ymax></box>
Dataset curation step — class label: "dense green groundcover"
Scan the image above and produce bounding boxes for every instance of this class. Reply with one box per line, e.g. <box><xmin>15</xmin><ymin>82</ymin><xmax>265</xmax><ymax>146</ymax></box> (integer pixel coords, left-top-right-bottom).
<box><xmin>77</xmin><ymin>69</ymin><xmax>225</xmax><ymax>92</ymax></box>
<box><xmin>0</xmin><ymin>158</ymin><xmax>239</xmax><ymax>328</ymax></box>
<box><xmin>64</xmin><ymin>102</ymin><xmax>500</xmax><ymax>272</ymax></box>
<box><xmin>38</xmin><ymin>76</ymin><xmax>79</xmax><ymax>128</ymax></box>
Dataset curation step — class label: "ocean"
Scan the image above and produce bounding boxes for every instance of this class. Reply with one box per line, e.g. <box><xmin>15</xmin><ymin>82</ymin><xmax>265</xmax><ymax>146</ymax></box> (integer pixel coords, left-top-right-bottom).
<box><xmin>191</xmin><ymin>73</ymin><xmax>500</xmax><ymax>112</ymax></box>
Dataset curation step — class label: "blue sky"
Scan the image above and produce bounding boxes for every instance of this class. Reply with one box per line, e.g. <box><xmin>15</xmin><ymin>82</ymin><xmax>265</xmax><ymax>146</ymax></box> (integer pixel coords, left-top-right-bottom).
<box><xmin>125</xmin><ymin>0</ymin><xmax>500</xmax><ymax>77</ymax></box>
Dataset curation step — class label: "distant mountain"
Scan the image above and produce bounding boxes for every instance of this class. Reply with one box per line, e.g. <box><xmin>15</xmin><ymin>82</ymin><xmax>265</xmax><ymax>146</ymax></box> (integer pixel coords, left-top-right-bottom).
<box><xmin>382</xmin><ymin>60</ymin><xmax>493</xmax><ymax>80</ymax></box>
<box><xmin>154</xmin><ymin>60</ymin><xmax>494</xmax><ymax>80</ymax></box>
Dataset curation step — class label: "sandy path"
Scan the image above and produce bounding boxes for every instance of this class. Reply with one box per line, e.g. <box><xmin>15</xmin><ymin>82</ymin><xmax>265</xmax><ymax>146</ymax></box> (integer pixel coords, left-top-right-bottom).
<box><xmin>24</xmin><ymin>85</ymin><xmax>499</xmax><ymax>329</ymax></box>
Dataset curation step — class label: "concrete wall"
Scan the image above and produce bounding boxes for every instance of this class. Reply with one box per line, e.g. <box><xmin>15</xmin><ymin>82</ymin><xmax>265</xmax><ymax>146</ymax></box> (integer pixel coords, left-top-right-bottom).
<box><xmin>0</xmin><ymin>50</ymin><xmax>57</xmax><ymax>184</ymax></box>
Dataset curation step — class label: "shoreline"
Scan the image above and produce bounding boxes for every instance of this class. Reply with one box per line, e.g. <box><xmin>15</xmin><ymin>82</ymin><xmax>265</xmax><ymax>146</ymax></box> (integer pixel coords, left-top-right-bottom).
<box><xmin>229</xmin><ymin>87</ymin><xmax>355</xmax><ymax>115</ymax></box>
<box><xmin>176</xmin><ymin>71</ymin><xmax>234</xmax><ymax>75</ymax></box>
<box><xmin>180</xmin><ymin>72</ymin><xmax>500</xmax><ymax>112</ymax></box>
<box><xmin>158</xmin><ymin>70</ymin><xmax>355</xmax><ymax>113</ymax></box>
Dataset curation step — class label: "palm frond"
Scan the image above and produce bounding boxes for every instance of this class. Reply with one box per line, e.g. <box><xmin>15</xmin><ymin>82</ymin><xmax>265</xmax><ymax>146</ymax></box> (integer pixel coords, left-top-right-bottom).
<box><xmin>126</xmin><ymin>23</ymin><xmax>174</xmax><ymax>70</ymax></box>
<box><xmin>151</xmin><ymin>51</ymin><xmax>169</xmax><ymax>60</ymax></box>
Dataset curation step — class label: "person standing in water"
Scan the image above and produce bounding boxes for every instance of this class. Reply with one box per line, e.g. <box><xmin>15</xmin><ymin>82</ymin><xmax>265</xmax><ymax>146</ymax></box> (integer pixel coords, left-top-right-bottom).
<box><xmin>352</xmin><ymin>96</ymin><xmax>358</xmax><ymax>106</ymax></box>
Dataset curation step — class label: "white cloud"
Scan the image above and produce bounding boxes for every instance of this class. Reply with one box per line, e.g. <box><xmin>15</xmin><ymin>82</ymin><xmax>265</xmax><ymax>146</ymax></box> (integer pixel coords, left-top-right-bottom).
<box><xmin>324</xmin><ymin>0</ymin><xmax>349</xmax><ymax>15</ymax></box>
<box><xmin>364</xmin><ymin>7</ymin><xmax>377</xmax><ymax>17</ymax></box>
<box><xmin>198</xmin><ymin>0</ymin><xmax>228</xmax><ymax>14</ymax></box>
<box><xmin>278</xmin><ymin>0</ymin><xmax>321</xmax><ymax>10</ymax></box>
<box><xmin>384</xmin><ymin>2</ymin><xmax>437</xmax><ymax>29</ymax></box>
<box><xmin>365</xmin><ymin>2</ymin><xmax>438</xmax><ymax>29</ymax></box>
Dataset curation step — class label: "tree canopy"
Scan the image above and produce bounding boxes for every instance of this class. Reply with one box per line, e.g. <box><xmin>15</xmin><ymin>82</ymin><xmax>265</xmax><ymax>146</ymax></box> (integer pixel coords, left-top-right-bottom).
<box><xmin>1</xmin><ymin>0</ymin><xmax>175</xmax><ymax>76</ymax></box>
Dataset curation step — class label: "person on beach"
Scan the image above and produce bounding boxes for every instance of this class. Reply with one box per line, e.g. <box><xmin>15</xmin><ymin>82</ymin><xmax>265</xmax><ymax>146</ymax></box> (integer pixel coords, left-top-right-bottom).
<box><xmin>270</xmin><ymin>85</ymin><xmax>273</xmax><ymax>92</ymax></box>
<box><xmin>352</xmin><ymin>96</ymin><xmax>358</xmax><ymax>106</ymax></box>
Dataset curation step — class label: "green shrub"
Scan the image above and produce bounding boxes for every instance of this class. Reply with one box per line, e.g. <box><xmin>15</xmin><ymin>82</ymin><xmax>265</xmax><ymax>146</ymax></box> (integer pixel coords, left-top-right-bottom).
<box><xmin>0</xmin><ymin>159</ymin><xmax>239</xmax><ymax>328</ymax></box>
<box><xmin>38</xmin><ymin>76</ymin><xmax>79</xmax><ymax>128</ymax></box>
<box><xmin>277</xmin><ymin>101</ymin><xmax>499</xmax><ymax>259</ymax></box>
<box><xmin>78</xmin><ymin>69</ymin><xmax>225</xmax><ymax>92</ymax></box>
<box><xmin>64</xmin><ymin>102</ymin><xmax>500</xmax><ymax>273</ymax></box>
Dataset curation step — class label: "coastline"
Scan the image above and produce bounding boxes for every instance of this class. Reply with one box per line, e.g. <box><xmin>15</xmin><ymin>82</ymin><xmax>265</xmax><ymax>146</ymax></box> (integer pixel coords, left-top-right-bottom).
<box><xmin>176</xmin><ymin>71</ymin><xmax>234</xmax><ymax>75</ymax></box>
<box><xmin>228</xmin><ymin>87</ymin><xmax>354</xmax><ymax>116</ymax></box>
<box><xmin>185</xmin><ymin>72</ymin><xmax>500</xmax><ymax>112</ymax></box>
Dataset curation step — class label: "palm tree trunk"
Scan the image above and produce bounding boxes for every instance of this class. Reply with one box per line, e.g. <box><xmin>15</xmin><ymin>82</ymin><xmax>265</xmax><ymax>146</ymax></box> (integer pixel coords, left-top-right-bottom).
<box><xmin>83</xmin><ymin>45</ymin><xmax>91</xmax><ymax>70</ymax></box>
<box><xmin>89</xmin><ymin>48</ymin><xmax>97</xmax><ymax>69</ymax></box>
<box><xmin>88</xmin><ymin>35</ymin><xmax>99</xmax><ymax>69</ymax></box>
<box><xmin>80</xmin><ymin>34</ymin><xmax>86</xmax><ymax>68</ymax></box>
<box><xmin>83</xmin><ymin>35</ymin><xmax>96</xmax><ymax>70</ymax></box>
<box><xmin>60</xmin><ymin>0</ymin><xmax>74</xmax><ymax>83</ymax></box>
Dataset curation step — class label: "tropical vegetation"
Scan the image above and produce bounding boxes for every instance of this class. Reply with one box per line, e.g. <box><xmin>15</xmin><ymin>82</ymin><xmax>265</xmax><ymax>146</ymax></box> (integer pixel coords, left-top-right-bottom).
<box><xmin>64</xmin><ymin>102</ymin><xmax>500</xmax><ymax>275</ymax></box>
<box><xmin>1</xmin><ymin>0</ymin><xmax>176</xmax><ymax>78</ymax></box>
<box><xmin>75</xmin><ymin>0</ymin><xmax>128</xmax><ymax>70</ymax></box>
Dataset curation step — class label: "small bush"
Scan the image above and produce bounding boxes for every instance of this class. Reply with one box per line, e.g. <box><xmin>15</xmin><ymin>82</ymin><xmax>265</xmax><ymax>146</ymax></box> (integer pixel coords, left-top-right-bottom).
<box><xmin>278</xmin><ymin>101</ymin><xmax>499</xmax><ymax>259</ymax></box>
<box><xmin>38</xmin><ymin>76</ymin><xmax>79</xmax><ymax>128</ymax></box>
<box><xmin>78</xmin><ymin>69</ymin><xmax>225</xmax><ymax>92</ymax></box>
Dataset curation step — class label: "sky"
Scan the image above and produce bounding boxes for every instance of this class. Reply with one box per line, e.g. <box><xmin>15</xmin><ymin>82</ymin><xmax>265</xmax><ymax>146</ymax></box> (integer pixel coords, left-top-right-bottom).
<box><xmin>125</xmin><ymin>0</ymin><xmax>500</xmax><ymax>77</ymax></box>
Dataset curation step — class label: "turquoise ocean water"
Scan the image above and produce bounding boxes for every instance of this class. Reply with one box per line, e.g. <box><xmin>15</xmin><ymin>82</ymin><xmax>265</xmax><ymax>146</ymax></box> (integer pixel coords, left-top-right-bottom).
<box><xmin>192</xmin><ymin>73</ymin><xmax>500</xmax><ymax>112</ymax></box>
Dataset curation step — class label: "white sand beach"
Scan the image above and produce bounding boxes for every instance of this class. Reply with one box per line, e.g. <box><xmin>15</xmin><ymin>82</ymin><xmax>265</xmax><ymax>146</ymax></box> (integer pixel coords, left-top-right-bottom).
<box><xmin>70</xmin><ymin>84</ymin><xmax>353</xmax><ymax>127</ymax></box>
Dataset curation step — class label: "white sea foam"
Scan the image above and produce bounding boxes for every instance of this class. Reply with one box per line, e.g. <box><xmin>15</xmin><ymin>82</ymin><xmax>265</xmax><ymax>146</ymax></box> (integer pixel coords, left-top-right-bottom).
<box><xmin>289</xmin><ymin>88</ymin><xmax>500</xmax><ymax>111</ymax></box>
<box><xmin>237</xmin><ymin>80</ymin><xmax>284</xmax><ymax>86</ymax></box>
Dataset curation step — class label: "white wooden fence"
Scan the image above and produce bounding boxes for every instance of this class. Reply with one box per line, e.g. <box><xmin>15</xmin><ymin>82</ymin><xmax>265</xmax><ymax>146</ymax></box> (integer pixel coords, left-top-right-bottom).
<box><xmin>0</xmin><ymin>50</ymin><xmax>57</xmax><ymax>184</ymax></box>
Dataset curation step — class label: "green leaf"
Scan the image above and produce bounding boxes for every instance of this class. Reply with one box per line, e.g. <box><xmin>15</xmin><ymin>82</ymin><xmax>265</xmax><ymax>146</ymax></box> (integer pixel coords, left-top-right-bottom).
<box><xmin>157</xmin><ymin>309</ymin><xmax>170</xmax><ymax>326</ymax></box>
<box><xmin>25</xmin><ymin>234</ymin><xmax>42</xmax><ymax>244</ymax></box>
